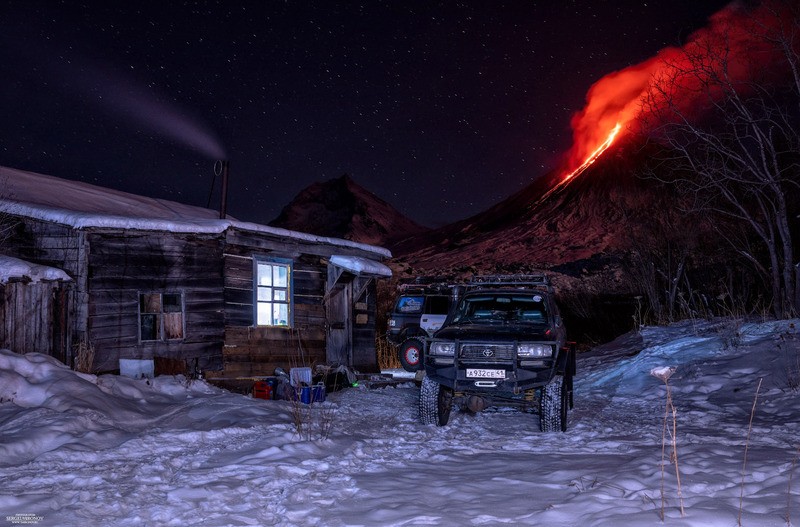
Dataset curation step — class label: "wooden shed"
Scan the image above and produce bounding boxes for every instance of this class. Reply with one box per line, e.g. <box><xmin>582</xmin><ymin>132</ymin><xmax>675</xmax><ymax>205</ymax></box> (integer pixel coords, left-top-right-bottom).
<box><xmin>0</xmin><ymin>166</ymin><xmax>392</xmax><ymax>378</ymax></box>
<box><xmin>0</xmin><ymin>255</ymin><xmax>72</xmax><ymax>363</ymax></box>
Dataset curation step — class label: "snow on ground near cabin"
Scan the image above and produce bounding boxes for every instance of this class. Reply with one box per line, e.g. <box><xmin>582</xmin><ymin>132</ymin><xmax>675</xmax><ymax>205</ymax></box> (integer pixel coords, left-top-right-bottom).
<box><xmin>1</xmin><ymin>319</ymin><xmax>800</xmax><ymax>527</ymax></box>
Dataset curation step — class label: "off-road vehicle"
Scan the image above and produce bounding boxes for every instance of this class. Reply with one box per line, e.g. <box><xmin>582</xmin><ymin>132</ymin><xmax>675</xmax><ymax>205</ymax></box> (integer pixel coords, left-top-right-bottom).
<box><xmin>419</xmin><ymin>275</ymin><xmax>576</xmax><ymax>432</ymax></box>
<box><xmin>386</xmin><ymin>280</ymin><xmax>454</xmax><ymax>371</ymax></box>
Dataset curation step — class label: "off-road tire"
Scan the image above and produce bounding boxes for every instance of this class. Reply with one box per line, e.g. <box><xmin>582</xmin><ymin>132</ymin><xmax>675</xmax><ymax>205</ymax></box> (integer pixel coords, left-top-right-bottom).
<box><xmin>437</xmin><ymin>383</ymin><xmax>453</xmax><ymax>426</ymax></box>
<box><xmin>540</xmin><ymin>375</ymin><xmax>567</xmax><ymax>432</ymax></box>
<box><xmin>399</xmin><ymin>338</ymin><xmax>425</xmax><ymax>372</ymax></box>
<box><xmin>419</xmin><ymin>376</ymin><xmax>452</xmax><ymax>426</ymax></box>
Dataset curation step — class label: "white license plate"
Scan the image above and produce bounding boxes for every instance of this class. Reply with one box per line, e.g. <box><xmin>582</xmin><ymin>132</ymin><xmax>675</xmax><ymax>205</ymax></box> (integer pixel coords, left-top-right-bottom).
<box><xmin>466</xmin><ymin>368</ymin><xmax>505</xmax><ymax>379</ymax></box>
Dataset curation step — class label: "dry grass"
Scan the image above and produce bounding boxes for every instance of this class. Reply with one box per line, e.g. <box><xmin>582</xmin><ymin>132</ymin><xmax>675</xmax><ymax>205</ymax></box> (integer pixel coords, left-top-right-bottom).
<box><xmin>377</xmin><ymin>337</ymin><xmax>401</xmax><ymax>370</ymax></box>
<box><xmin>651</xmin><ymin>366</ymin><xmax>684</xmax><ymax>521</ymax></box>
<box><xmin>288</xmin><ymin>387</ymin><xmax>338</xmax><ymax>441</ymax></box>
<box><xmin>739</xmin><ymin>378</ymin><xmax>763</xmax><ymax>527</ymax></box>
<box><xmin>285</xmin><ymin>337</ymin><xmax>340</xmax><ymax>441</ymax></box>
<box><xmin>786</xmin><ymin>449</ymin><xmax>800</xmax><ymax>527</ymax></box>
<box><xmin>73</xmin><ymin>338</ymin><xmax>95</xmax><ymax>373</ymax></box>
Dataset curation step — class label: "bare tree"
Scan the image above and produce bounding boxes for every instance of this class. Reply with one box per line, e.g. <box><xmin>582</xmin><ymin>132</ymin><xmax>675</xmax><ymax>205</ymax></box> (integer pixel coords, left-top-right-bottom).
<box><xmin>641</xmin><ymin>1</ymin><xmax>800</xmax><ymax>318</ymax></box>
<box><xmin>619</xmin><ymin>182</ymin><xmax>698</xmax><ymax>323</ymax></box>
<box><xmin>0</xmin><ymin>175</ymin><xmax>19</xmax><ymax>250</ymax></box>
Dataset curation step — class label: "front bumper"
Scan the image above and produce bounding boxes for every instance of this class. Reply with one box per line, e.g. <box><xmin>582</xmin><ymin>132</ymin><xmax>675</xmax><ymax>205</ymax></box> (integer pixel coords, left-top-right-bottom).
<box><xmin>425</xmin><ymin>357</ymin><xmax>557</xmax><ymax>394</ymax></box>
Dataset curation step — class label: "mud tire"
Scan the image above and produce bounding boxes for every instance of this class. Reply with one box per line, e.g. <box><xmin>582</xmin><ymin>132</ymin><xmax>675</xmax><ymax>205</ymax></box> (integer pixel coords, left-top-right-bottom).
<box><xmin>540</xmin><ymin>375</ymin><xmax>567</xmax><ymax>432</ymax></box>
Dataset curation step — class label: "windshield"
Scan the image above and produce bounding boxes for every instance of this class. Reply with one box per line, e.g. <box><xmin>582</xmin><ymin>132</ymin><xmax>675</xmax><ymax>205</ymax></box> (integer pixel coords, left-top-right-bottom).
<box><xmin>451</xmin><ymin>293</ymin><xmax>548</xmax><ymax>325</ymax></box>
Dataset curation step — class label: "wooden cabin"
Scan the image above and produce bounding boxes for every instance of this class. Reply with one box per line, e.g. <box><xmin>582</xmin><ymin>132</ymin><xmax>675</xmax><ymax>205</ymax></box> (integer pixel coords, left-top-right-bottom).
<box><xmin>0</xmin><ymin>166</ymin><xmax>391</xmax><ymax>378</ymax></box>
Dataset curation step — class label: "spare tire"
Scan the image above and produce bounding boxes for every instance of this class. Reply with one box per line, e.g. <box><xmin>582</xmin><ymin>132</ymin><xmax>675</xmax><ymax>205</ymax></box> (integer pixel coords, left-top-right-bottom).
<box><xmin>399</xmin><ymin>338</ymin><xmax>425</xmax><ymax>372</ymax></box>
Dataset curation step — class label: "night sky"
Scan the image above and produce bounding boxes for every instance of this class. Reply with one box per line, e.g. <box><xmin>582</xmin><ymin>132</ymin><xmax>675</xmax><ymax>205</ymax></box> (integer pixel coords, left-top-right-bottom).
<box><xmin>0</xmin><ymin>1</ymin><xmax>730</xmax><ymax>228</ymax></box>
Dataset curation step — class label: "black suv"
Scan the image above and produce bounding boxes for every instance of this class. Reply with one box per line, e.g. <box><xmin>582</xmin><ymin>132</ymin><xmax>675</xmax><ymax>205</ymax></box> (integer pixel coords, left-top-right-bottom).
<box><xmin>419</xmin><ymin>275</ymin><xmax>575</xmax><ymax>432</ymax></box>
<box><xmin>386</xmin><ymin>281</ymin><xmax>454</xmax><ymax>371</ymax></box>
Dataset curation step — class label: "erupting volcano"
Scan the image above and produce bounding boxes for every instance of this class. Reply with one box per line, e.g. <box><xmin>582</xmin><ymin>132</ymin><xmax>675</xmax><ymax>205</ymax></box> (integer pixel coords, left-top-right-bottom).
<box><xmin>396</xmin><ymin>0</ymin><xmax>796</xmax><ymax>275</ymax></box>
<box><xmin>542</xmin><ymin>0</ymin><xmax>790</xmax><ymax>203</ymax></box>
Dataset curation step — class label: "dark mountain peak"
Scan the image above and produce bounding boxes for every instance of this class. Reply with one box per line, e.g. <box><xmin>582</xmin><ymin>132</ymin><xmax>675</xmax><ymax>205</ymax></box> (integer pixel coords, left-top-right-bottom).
<box><xmin>269</xmin><ymin>174</ymin><xmax>428</xmax><ymax>250</ymax></box>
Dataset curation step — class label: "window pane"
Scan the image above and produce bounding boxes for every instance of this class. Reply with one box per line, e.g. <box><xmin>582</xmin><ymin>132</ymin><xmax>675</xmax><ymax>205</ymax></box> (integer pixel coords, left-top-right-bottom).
<box><xmin>141</xmin><ymin>314</ymin><xmax>159</xmax><ymax>340</ymax></box>
<box><xmin>273</xmin><ymin>265</ymin><xmax>288</xmax><ymax>287</ymax></box>
<box><xmin>427</xmin><ymin>296</ymin><xmax>450</xmax><ymax>314</ymax></box>
<box><xmin>163</xmin><ymin>293</ymin><xmax>182</xmax><ymax>313</ymax></box>
<box><xmin>273</xmin><ymin>303</ymin><xmax>288</xmax><ymax>326</ymax></box>
<box><xmin>164</xmin><ymin>313</ymin><xmax>184</xmax><ymax>339</ymax></box>
<box><xmin>140</xmin><ymin>293</ymin><xmax>161</xmax><ymax>313</ymax></box>
<box><xmin>258</xmin><ymin>287</ymin><xmax>272</xmax><ymax>301</ymax></box>
<box><xmin>255</xmin><ymin>261</ymin><xmax>291</xmax><ymax>327</ymax></box>
<box><xmin>257</xmin><ymin>303</ymin><xmax>272</xmax><ymax>325</ymax></box>
<box><xmin>257</xmin><ymin>263</ymin><xmax>273</xmax><ymax>286</ymax></box>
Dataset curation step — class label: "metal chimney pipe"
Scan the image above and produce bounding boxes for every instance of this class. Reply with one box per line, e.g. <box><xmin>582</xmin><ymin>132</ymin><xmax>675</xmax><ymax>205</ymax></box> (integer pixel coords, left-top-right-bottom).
<box><xmin>219</xmin><ymin>160</ymin><xmax>229</xmax><ymax>219</ymax></box>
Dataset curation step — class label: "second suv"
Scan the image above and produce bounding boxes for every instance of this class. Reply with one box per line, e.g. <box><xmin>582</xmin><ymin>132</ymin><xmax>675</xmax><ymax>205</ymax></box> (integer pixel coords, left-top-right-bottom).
<box><xmin>387</xmin><ymin>281</ymin><xmax>453</xmax><ymax>371</ymax></box>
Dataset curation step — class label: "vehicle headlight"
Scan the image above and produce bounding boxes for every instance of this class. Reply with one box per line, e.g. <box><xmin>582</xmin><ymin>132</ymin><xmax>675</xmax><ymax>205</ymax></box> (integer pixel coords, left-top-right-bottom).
<box><xmin>518</xmin><ymin>343</ymin><xmax>553</xmax><ymax>358</ymax></box>
<box><xmin>430</xmin><ymin>341</ymin><xmax>456</xmax><ymax>356</ymax></box>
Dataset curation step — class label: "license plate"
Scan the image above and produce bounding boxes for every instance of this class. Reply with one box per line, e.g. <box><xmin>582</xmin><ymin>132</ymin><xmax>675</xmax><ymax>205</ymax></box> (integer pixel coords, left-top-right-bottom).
<box><xmin>466</xmin><ymin>368</ymin><xmax>505</xmax><ymax>379</ymax></box>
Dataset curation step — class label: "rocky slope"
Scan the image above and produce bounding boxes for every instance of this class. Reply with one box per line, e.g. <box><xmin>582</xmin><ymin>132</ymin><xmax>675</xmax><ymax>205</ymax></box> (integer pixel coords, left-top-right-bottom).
<box><xmin>394</xmin><ymin>137</ymin><xmax>676</xmax><ymax>279</ymax></box>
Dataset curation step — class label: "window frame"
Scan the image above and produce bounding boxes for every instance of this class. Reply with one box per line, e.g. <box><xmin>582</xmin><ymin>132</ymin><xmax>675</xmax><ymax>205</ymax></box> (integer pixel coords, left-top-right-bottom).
<box><xmin>138</xmin><ymin>291</ymin><xmax>186</xmax><ymax>343</ymax></box>
<box><xmin>253</xmin><ymin>257</ymin><xmax>293</xmax><ymax>327</ymax></box>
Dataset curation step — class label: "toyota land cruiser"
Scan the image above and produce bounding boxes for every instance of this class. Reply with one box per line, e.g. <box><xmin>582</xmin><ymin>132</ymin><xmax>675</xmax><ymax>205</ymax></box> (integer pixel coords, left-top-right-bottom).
<box><xmin>419</xmin><ymin>275</ymin><xmax>575</xmax><ymax>431</ymax></box>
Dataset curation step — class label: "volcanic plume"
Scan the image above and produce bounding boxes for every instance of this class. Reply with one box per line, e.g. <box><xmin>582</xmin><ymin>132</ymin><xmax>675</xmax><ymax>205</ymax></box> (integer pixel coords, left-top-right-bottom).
<box><xmin>556</xmin><ymin>0</ymin><xmax>791</xmax><ymax>192</ymax></box>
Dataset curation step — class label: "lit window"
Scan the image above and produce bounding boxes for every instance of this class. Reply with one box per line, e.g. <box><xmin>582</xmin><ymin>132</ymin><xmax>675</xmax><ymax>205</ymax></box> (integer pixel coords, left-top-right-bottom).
<box><xmin>139</xmin><ymin>292</ymin><xmax>184</xmax><ymax>341</ymax></box>
<box><xmin>256</xmin><ymin>261</ymin><xmax>291</xmax><ymax>326</ymax></box>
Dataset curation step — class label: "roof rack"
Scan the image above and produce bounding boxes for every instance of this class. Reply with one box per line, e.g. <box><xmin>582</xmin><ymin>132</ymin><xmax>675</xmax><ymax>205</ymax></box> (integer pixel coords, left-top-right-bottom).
<box><xmin>465</xmin><ymin>274</ymin><xmax>553</xmax><ymax>293</ymax></box>
<box><xmin>397</xmin><ymin>277</ymin><xmax>454</xmax><ymax>295</ymax></box>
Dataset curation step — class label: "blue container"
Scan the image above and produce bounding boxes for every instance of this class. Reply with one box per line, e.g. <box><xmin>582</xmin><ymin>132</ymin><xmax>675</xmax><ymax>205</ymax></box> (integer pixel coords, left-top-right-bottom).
<box><xmin>312</xmin><ymin>384</ymin><xmax>326</xmax><ymax>403</ymax></box>
<box><xmin>299</xmin><ymin>386</ymin><xmax>312</xmax><ymax>404</ymax></box>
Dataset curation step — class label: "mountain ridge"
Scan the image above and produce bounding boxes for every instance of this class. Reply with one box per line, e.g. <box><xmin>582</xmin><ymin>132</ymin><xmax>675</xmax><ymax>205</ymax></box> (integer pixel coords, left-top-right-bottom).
<box><xmin>268</xmin><ymin>174</ymin><xmax>429</xmax><ymax>251</ymax></box>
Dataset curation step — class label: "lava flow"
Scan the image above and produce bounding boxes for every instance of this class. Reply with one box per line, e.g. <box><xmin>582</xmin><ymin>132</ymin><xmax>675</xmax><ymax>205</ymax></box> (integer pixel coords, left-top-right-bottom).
<box><xmin>563</xmin><ymin>122</ymin><xmax>621</xmax><ymax>182</ymax></box>
<box><xmin>532</xmin><ymin>122</ymin><xmax>621</xmax><ymax>206</ymax></box>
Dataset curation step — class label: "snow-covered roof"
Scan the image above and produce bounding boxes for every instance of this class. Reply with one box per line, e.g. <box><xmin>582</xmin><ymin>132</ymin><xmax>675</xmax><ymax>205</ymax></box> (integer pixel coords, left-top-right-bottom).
<box><xmin>330</xmin><ymin>255</ymin><xmax>393</xmax><ymax>277</ymax></box>
<box><xmin>0</xmin><ymin>166</ymin><xmax>391</xmax><ymax>259</ymax></box>
<box><xmin>0</xmin><ymin>255</ymin><xmax>71</xmax><ymax>284</ymax></box>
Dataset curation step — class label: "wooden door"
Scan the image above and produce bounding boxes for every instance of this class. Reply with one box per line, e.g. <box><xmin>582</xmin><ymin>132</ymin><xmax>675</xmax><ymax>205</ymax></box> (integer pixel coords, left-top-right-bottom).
<box><xmin>1</xmin><ymin>282</ymin><xmax>70</xmax><ymax>361</ymax></box>
<box><xmin>326</xmin><ymin>282</ymin><xmax>352</xmax><ymax>365</ymax></box>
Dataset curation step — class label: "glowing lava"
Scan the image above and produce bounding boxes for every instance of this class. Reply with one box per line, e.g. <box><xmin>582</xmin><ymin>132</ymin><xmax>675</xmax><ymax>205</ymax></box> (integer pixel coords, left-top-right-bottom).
<box><xmin>563</xmin><ymin>122</ymin><xmax>621</xmax><ymax>182</ymax></box>
<box><xmin>533</xmin><ymin>122</ymin><xmax>621</xmax><ymax>206</ymax></box>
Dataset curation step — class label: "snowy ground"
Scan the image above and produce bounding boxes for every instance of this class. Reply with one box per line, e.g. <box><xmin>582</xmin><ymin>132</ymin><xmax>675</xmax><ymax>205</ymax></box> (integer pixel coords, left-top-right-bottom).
<box><xmin>1</xmin><ymin>318</ymin><xmax>799</xmax><ymax>527</ymax></box>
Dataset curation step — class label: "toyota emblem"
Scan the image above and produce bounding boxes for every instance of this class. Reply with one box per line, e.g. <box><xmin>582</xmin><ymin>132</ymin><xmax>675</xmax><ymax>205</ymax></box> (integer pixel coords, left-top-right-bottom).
<box><xmin>481</xmin><ymin>348</ymin><xmax>494</xmax><ymax>358</ymax></box>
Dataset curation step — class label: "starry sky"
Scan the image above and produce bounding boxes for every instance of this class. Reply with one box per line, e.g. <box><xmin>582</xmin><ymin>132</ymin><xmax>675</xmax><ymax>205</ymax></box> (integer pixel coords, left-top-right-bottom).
<box><xmin>0</xmin><ymin>1</ymin><xmax>730</xmax><ymax>227</ymax></box>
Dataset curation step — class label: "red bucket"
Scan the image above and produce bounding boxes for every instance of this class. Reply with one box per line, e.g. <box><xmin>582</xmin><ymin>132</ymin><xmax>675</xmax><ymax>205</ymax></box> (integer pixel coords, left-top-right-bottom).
<box><xmin>253</xmin><ymin>381</ymin><xmax>273</xmax><ymax>400</ymax></box>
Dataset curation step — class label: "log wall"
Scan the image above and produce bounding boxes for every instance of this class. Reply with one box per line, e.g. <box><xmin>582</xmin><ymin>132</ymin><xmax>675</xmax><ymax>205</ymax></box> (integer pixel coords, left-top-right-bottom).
<box><xmin>85</xmin><ymin>230</ymin><xmax>225</xmax><ymax>372</ymax></box>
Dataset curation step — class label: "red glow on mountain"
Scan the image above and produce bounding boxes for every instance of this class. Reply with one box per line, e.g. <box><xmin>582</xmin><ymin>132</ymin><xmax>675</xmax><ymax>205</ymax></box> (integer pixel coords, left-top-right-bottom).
<box><xmin>552</xmin><ymin>1</ymin><xmax>789</xmax><ymax>193</ymax></box>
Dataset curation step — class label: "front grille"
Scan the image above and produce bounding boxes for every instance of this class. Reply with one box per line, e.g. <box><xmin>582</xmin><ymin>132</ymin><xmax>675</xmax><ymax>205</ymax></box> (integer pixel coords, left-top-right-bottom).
<box><xmin>460</xmin><ymin>343</ymin><xmax>515</xmax><ymax>360</ymax></box>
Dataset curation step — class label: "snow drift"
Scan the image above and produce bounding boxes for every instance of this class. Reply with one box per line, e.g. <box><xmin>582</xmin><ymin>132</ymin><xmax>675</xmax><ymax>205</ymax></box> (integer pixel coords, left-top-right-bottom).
<box><xmin>1</xmin><ymin>319</ymin><xmax>799</xmax><ymax>526</ymax></box>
